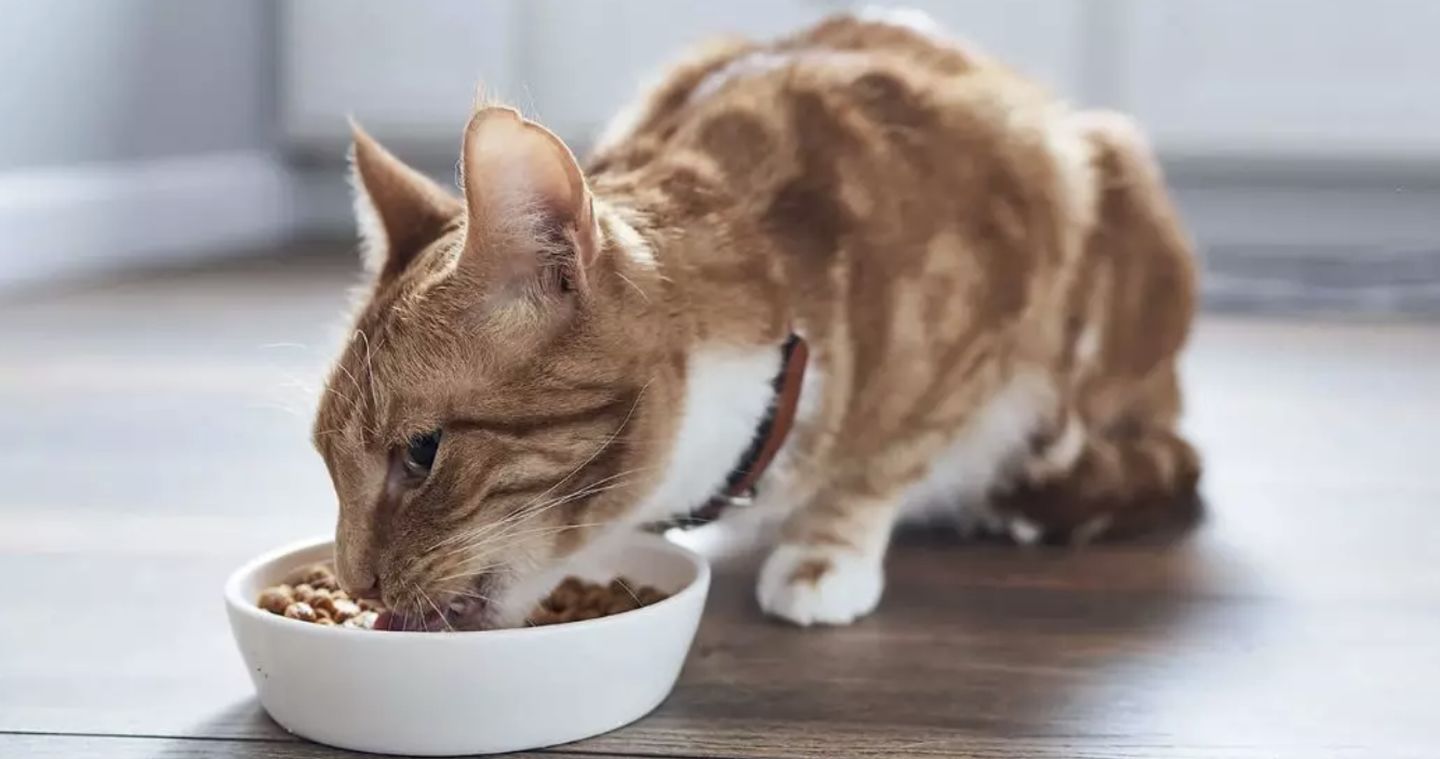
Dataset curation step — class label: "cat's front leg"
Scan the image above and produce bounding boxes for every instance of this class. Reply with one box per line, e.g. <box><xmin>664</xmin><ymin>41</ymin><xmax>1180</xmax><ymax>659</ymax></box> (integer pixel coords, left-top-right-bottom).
<box><xmin>756</xmin><ymin>491</ymin><xmax>900</xmax><ymax>626</ymax></box>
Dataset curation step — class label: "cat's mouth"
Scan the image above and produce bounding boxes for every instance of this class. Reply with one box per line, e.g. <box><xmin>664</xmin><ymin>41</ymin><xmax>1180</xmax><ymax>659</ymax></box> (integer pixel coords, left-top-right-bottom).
<box><xmin>375</xmin><ymin>575</ymin><xmax>499</xmax><ymax>632</ymax></box>
<box><xmin>373</xmin><ymin>598</ymin><xmax>490</xmax><ymax>631</ymax></box>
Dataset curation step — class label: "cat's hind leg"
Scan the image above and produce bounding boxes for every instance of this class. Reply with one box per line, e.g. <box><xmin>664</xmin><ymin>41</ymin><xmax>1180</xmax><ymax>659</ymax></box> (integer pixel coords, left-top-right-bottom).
<box><xmin>994</xmin><ymin>110</ymin><xmax>1203</xmax><ymax>544</ymax></box>
<box><xmin>995</xmin><ymin>364</ymin><xmax>1202</xmax><ymax>544</ymax></box>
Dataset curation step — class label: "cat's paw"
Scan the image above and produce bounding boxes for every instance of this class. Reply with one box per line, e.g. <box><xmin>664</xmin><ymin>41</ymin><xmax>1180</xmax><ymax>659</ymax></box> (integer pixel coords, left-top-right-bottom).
<box><xmin>756</xmin><ymin>544</ymin><xmax>884</xmax><ymax>626</ymax></box>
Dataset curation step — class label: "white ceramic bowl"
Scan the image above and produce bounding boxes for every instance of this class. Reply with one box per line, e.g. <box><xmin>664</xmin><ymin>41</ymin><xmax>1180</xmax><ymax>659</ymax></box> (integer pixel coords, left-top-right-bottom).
<box><xmin>224</xmin><ymin>533</ymin><xmax>710</xmax><ymax>756</ymax></box>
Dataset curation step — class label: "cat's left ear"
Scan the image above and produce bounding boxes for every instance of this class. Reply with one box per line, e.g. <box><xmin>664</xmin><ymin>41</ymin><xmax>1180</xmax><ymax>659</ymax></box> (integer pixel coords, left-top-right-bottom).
<box><xmin>459</xmin><ymin>106</ymin><xmax>598</xmax><ymax>296</ymax></box>
<box><xmin>349</xmin><ymin>120</ymin><xmax>463</xmax><ymax>279</ymax></box>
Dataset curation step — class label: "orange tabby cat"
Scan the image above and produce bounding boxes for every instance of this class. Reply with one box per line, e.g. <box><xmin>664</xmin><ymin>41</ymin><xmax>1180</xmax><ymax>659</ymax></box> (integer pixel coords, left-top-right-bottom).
<box><xmin>313</xmin><ymin>11</ymin><xmax>1199</xmax><ymax>629</ymax></box>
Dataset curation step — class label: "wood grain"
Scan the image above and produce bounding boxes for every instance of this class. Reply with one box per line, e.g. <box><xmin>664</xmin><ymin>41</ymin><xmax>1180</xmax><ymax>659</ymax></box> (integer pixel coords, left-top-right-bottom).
<box><xmin>0</xmin><ymin>733</ymin><xmax>655</xmax><ymax>759</ymax></box>
<box><xmin>1</xmin><ymin>248</ymin><xmax>1437</xmax><ymax>758</ymax></box>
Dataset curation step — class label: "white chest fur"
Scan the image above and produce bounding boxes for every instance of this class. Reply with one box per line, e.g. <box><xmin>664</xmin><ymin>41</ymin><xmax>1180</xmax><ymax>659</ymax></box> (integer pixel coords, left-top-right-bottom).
<box><xmin>634</xmin><ymin>345</ymin><xmax>782</xmax><ymax>522</ymax></box>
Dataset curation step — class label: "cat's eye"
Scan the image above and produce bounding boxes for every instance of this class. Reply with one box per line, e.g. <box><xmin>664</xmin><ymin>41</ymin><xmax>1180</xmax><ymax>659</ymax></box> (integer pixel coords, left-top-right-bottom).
<box><xmin>402</xmin><ymin>429</ymin><xmax>442</xmax><ymax>478</ymax></box>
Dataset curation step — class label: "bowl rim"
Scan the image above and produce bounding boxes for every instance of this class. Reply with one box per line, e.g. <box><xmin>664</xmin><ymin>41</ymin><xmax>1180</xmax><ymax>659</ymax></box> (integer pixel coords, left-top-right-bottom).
<box><xmin>224</xmin><ymin>532</ymin><xmax>711</xmax><ymax>642</ymax></box>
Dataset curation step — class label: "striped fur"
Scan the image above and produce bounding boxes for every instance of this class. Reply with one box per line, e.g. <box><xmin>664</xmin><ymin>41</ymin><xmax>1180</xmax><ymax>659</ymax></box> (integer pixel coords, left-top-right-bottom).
<box><xmin>313</xmin><ymin>12</ymin><xmax>1200</xmax><ymax>628</ymax></box>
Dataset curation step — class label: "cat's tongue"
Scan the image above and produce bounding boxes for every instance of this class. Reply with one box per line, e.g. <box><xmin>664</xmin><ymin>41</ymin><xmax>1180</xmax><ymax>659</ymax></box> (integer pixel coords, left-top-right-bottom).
<box><xmin>372</xmin><ymin>611</ymin><xmax>398</xmax><ymax>631</ymax></box>
<box><xmin>372</xmin><ymin>610</ymin><xmax>443</xmax><ymax>632</ymax></box>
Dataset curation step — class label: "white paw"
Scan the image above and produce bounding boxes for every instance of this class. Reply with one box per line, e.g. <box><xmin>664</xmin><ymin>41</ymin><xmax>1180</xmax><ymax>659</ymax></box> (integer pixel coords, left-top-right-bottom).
<box><xmin>1006</xmin><ymin>515</ymin><xmax>1044</xmax><ymax>546</ymax></box>
<box><xmin>756</xmin><ymin>544</ymin><xmax>884</xmax><ymax>626</ymax></box>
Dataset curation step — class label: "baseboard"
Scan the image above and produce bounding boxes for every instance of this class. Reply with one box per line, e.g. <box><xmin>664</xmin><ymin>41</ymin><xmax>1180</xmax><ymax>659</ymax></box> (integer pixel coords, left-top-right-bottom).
<box><xmin>0</xmin><ymin>152</ymin><xmax>295</xmax><ymax>293</ymax></box>
<box><xmin>1171</xmin><ymin>180</ymin><xmax>1440</xmax><ymax>316</ymax></box>
<box><xmin>1201</xmin><ymin>245</ymin><xmax>1440</xmax><ymax>317</ymax></box>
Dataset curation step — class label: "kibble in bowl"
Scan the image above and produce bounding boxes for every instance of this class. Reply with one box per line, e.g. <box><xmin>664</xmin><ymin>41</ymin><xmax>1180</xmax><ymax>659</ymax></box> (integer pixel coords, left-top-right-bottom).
<box><xmin>528</xmin><ymin>576</ymin><xmax>671</xmax><ymax>626</ymax></box>
<box><xmin>225</xmin><ymin>533</ymin><xmax>709</xmax><ymax>755</ymax></box>
<box><xmin>253</xmin><ymin>562</ymin><xmax>383</xmax><ymax>629</ymax></box>
<box><xmin>254</xmin><ymin>562</ymin><xmax>670</xmax><ymax>631</ymax></box>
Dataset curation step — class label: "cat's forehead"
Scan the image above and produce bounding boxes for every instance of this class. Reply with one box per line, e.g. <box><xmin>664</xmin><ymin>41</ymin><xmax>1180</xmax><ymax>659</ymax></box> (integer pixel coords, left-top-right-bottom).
<box><xmin>346</xmin><ymin>235</ymin><xmax>477</xmax><ymax>356</ymax></box>
<box><xmin>318</xmin><ymin>281</ymin><xmax>530</xmax><ymax>443</ymax></box>
<box><xmin>314</xmin><ymin>305</ymin><xmax>453</xmax><ymax>444</ymax></box>
<box><xmin>342</xmin><ymin>305</ymin><xmax>460</xmax><ymax>389</ymax></box>
<box><xmin>377</xmin><ymin>229</ymin><xmax>467</xmax><ymax>303</ymax></box>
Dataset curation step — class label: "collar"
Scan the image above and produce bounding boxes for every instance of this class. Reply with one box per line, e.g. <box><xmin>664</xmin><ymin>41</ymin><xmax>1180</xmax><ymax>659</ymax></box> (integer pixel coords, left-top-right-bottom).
<box><xmin>665</xmin><ymin>333</ymin><xmax>809</xmax><ymax>529</ymax></box>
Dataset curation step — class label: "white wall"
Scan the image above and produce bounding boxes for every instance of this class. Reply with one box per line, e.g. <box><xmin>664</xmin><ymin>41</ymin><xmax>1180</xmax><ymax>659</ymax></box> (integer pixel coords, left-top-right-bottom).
<box><xmin>0</xmin><ymin>0</ymin><xmax>273</xmax><ymax>171</ymax></box>
<box><xmin>0</xmin><ymin>0</ymin><xmax>290</xmax><ymax>292</ymax></box>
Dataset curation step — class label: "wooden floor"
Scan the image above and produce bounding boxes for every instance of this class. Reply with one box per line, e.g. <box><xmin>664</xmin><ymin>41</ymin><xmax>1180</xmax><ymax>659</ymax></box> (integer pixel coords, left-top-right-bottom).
<box><xmin>2</xmin><ymin>250</ymin><xmax>1437</xmax><ymax>758</ymax></box>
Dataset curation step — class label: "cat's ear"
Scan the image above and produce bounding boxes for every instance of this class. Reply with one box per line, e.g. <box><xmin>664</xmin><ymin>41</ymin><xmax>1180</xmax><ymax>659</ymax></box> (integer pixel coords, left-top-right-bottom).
<box><xmin>349</xmin><ymin>120</ymin><xmax>463</xmax><ymax>278</ymax></box>
<box><xmin>459</xmin><ymin>106</ymin><xmax>598</xmax><ymax>296</ymax></box>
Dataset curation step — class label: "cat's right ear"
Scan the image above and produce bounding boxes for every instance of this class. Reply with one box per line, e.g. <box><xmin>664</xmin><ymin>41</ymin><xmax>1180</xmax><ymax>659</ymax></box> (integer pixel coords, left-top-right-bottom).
<box><xmin>349</xmin><ymin>120</ymin><xmax>463</xmax><ymax>279</ymax></box>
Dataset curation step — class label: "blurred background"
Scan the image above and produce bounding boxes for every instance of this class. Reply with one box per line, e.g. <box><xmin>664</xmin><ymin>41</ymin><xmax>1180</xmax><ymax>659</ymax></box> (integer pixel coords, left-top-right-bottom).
<box><xmin>3</xmin><ymin>0</ymin><xmax>1439</xmax><ymax>309</ymax></box>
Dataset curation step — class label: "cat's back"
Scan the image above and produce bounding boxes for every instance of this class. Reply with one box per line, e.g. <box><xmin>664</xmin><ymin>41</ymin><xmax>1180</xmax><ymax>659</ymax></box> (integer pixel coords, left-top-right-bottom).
<box><xmin>588</xmin><ymin>10</ymin><xmax>1062</xmax><ymax>186</ymax></box>
<box><xmin>588</xmin><ymin>11</ymin><xmax>1086</xmax><ymax>256</ymax></box>
<box><xmin>589</xmin><ymin>10</ymin><xmax>1093</xmax><ymax>321</ymax></box>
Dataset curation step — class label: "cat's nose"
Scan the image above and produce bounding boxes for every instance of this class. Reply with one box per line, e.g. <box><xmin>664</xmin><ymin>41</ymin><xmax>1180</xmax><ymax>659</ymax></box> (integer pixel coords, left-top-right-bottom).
<box><xmin>345</xmin><ymin>574</ymin><xmax>382</xmax><ymax>601</ymax></box>
<box><xmin>334</xmin><ymin>537</ymin><xmax>382</xmax><ymax>598</ymax></box>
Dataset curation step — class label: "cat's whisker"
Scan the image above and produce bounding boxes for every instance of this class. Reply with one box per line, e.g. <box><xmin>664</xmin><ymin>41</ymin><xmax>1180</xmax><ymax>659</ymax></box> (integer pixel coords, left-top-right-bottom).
<box><xmin>276</xmin><ymin>374</ymin><xmax>319</xmax><ymax>394</ymax></box>
<box><xmin>615</xmin><ymin>271</ymin><xmax>649</xmax><ymax>303</ymax></box>
<box><xmin>431</xmin><ymin>563</ymin><xmax>503</xmax><ymax>586</ymax></box>
<box><xmin>510</xmin><ymin>379</ymin><xmax>654</xmax><ymax>513</ymax></box>
<box><xmin>507</xmin><ymin>462</ymin><xmax>656</xmax><ymax>523</ymax></box>
<box><xmin>434</xmin><ymin>473</ymin><xmax>648</xmax><ymax>559</ymax></box>
<box><xmin>332</xmin><ymin>360</ymin><xmax>365</xmax><ymax>406</ymax></box>
<box><xmin>355</xmin><ymin>329</ymin><xmax>381</xmax><ymax>417</ymax></box>
<box><xmin>447</xmin><ymin>588</ymin><xmax>497</xmax><ymax>603</ymax></box>
<box><xmin>319</xmin><ymin>385</ymin><xmax>361</xmax><ymax>417</ymax></box>
<box><xmin>416</xmin><ymin>584</ymin><xmax>454</xmax><ymax>632</ymax></box>
<box><xmin>438</xmin><ymin>516</ymin><xmax>619</xmax><ymax>566</ymax></box>
<box><xmin>502</xmin><ymin>478</ymin><xmax>639</xmax><ymax>527</ymax></box>
<box><xmin>434</xmin><ymin>521</ymin><xmax>616</xmax><ymax>581</ymax></box>
<box><xmin>420</xmin><ymin>378</ymin><xmax>658</xmax><ymax>557</ymax></box>
<box><xmin>500</xmin><ymin>467</ymin><xmax>651</xmax><ymax>524</ymax></box>
<box><xmin>444</xmin><ymin>501</ymin><xmax>623</xmax><ymax>562</ymax></box>
<box><xmin>614</xmin><ymin>576</ymin><xmax>642</xmax><ymax>608</ymax></box>
<box><xmin>328</xmin><ymin>364</ymin><xmax>378</xmax><ymax>438</ymax></box>
<box><xmin>425</xmin><ymin>461</ymin><xmax>656</xmax><ymax>556</ymax></box>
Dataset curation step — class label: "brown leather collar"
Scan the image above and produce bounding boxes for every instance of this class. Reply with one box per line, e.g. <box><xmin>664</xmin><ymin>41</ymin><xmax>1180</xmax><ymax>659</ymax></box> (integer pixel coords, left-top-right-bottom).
<box><xmin>669</xmin><ymin>334</ymin><xmax>809</xmax><ymax>529</ymax></box>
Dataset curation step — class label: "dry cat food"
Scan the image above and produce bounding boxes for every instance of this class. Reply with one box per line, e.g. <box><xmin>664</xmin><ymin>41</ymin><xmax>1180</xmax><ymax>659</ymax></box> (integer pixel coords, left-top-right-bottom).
<box><xmin>526</xmin><ymin>576</ymin><xmax>670</xmax><ymax>626</ymax></box>
<box><xmin>256</xmin><ymin>563</ymin><xmax>383</xmax><ymax>628</ymax></box>
<box><xmin>256</xmin><ymin>563</ymin><xmax>669</xmax><ymax>630</ymax></box>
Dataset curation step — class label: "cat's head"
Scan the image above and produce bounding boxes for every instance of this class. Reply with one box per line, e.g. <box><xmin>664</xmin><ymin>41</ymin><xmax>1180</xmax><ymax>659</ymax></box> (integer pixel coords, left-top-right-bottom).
<box><xmin>312</xmin><ymin>107</ymin><xmax>676</xmax><ymax>630</ymax></box>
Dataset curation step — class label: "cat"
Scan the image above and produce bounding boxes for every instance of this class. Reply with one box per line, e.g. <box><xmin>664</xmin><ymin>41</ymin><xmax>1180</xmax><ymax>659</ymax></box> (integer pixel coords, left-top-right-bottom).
<box><xmin>312</xmin><ymin>10</ymin><xmax>1200</xmax><ymax>630</ymax></box>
